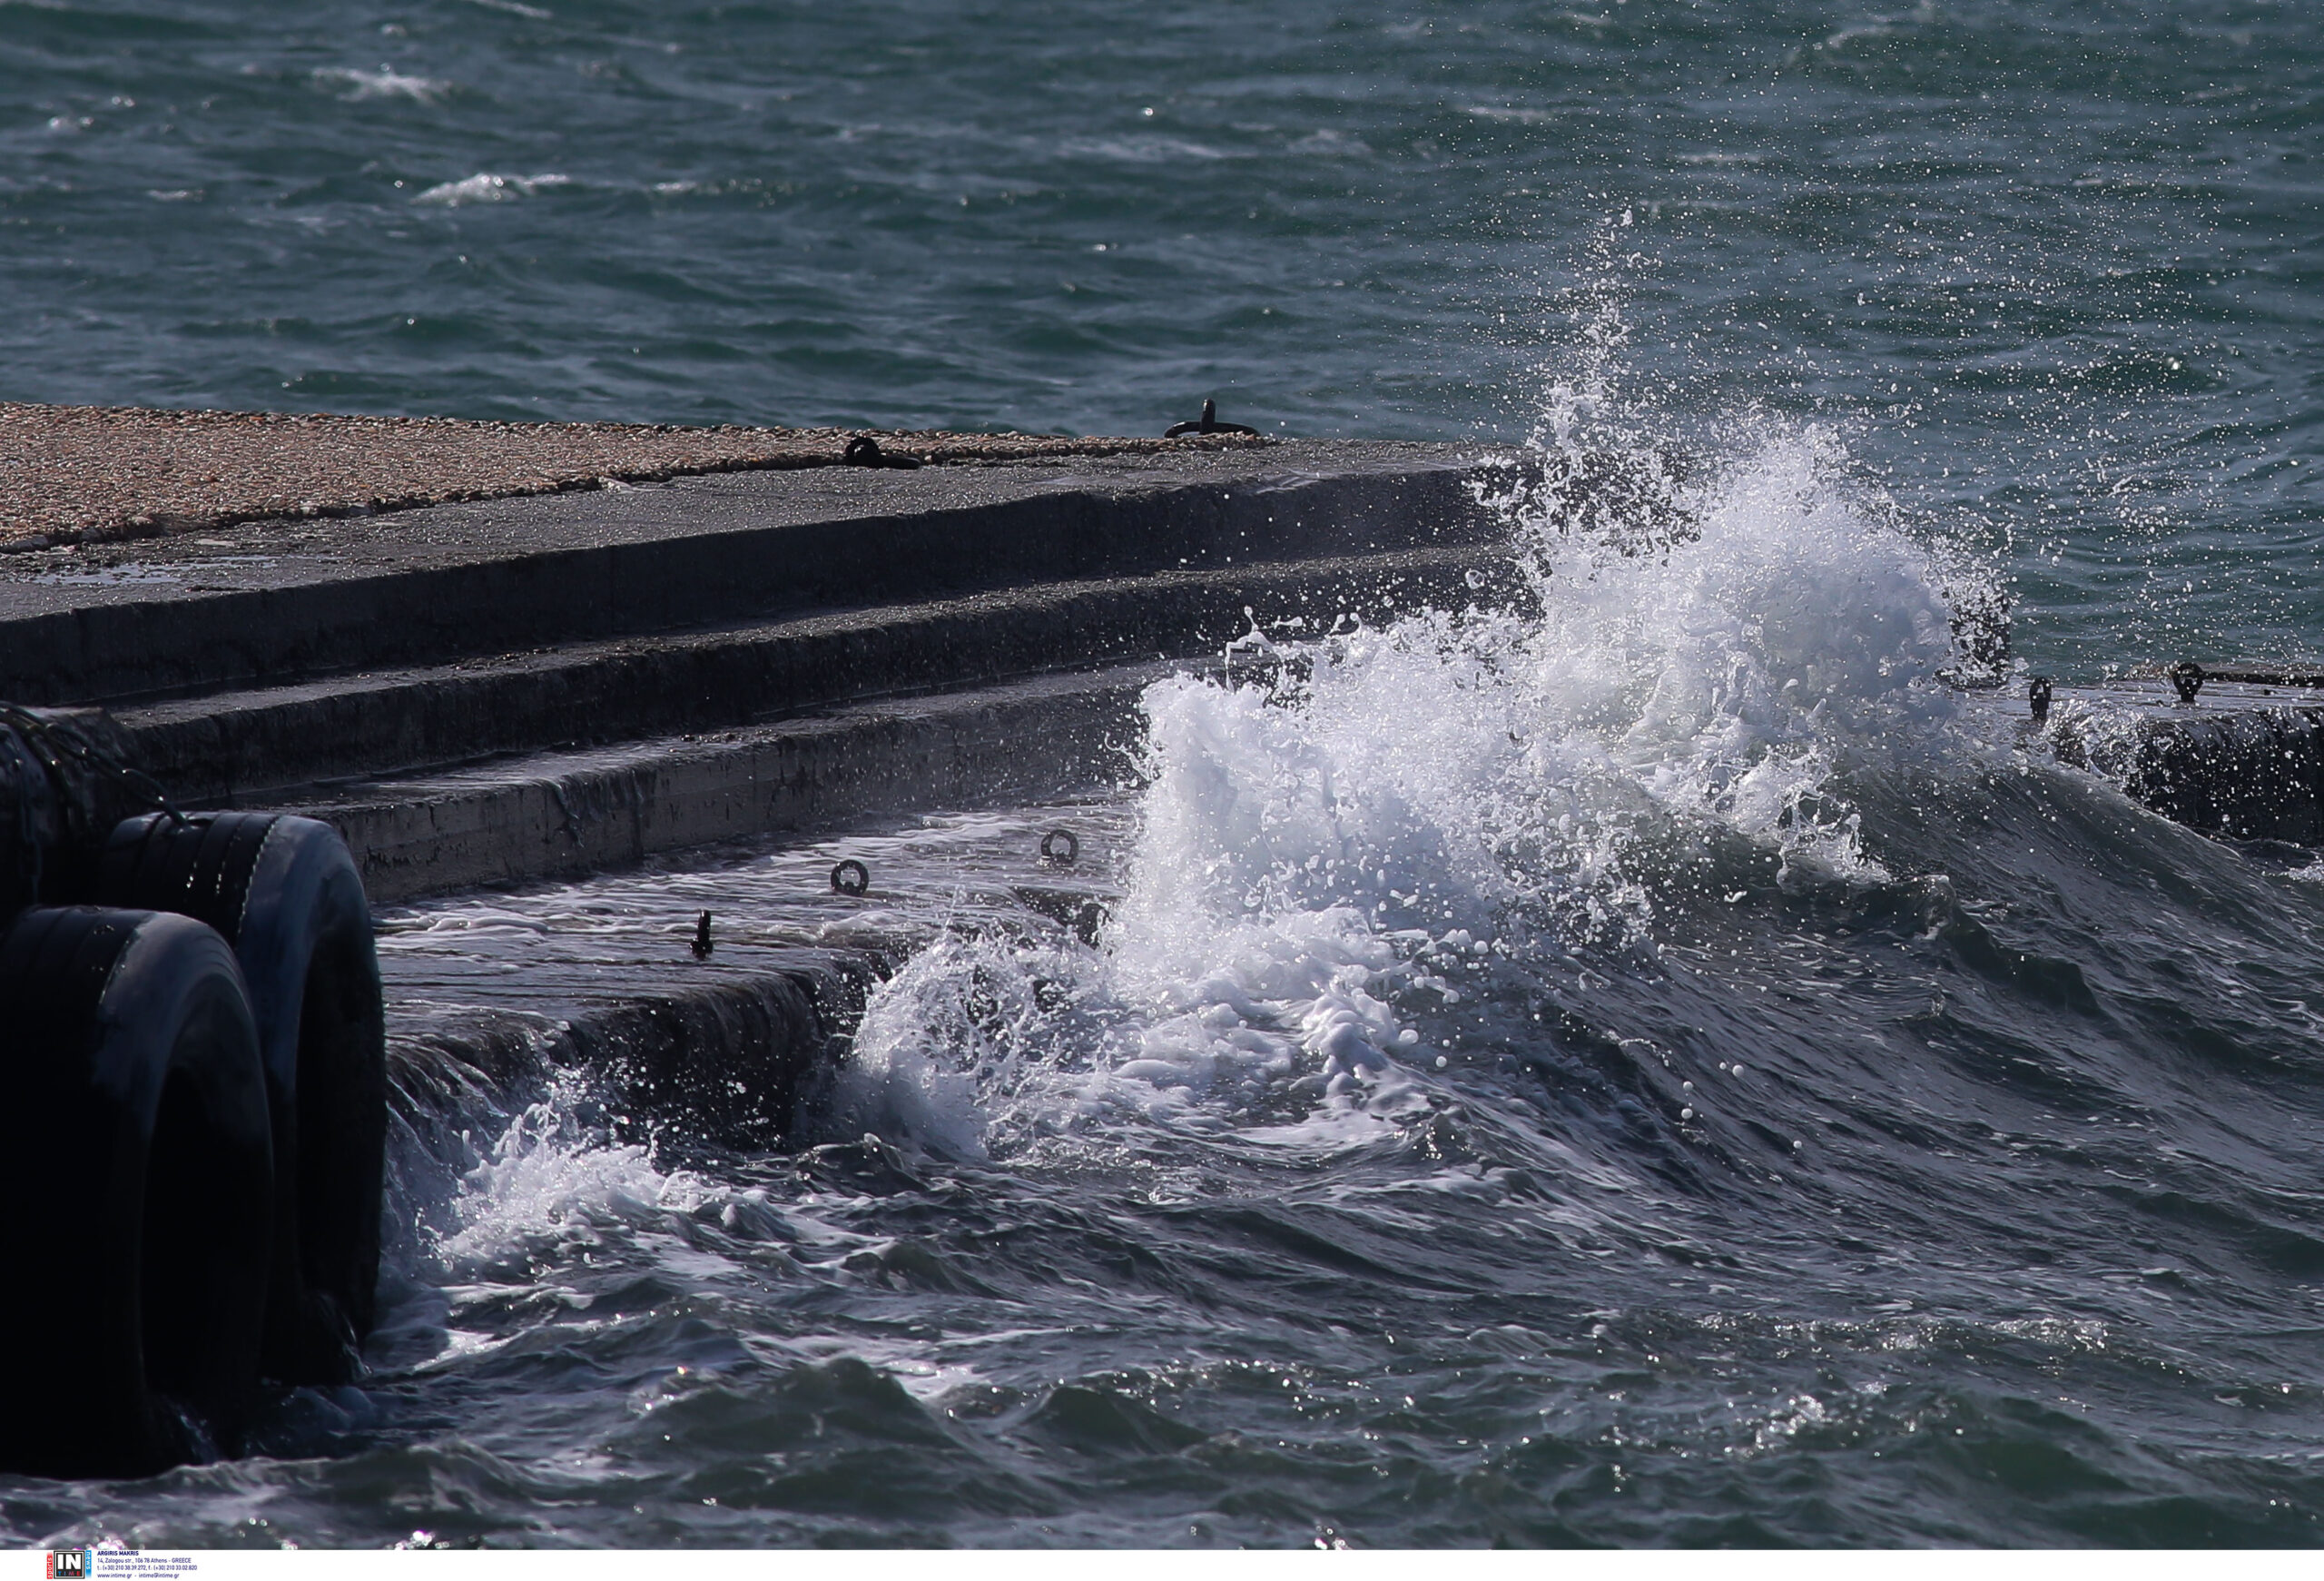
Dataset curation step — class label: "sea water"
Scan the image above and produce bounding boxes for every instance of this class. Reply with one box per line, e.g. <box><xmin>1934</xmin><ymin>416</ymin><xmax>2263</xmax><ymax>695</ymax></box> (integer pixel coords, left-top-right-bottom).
<box><xmin>3</xmin><ymin>0</ymin><xmax>2318</xmax><ymax>685</ymax></box>
<box><xmin>14</xmin><ymin>422</ymin><xmax>2324</xmax><ymax>1545</ymax></box>
<box><xmin>5</xmin><ymin>0</ymin><xmax>2324</xmax><ymax>1550</ymax></box>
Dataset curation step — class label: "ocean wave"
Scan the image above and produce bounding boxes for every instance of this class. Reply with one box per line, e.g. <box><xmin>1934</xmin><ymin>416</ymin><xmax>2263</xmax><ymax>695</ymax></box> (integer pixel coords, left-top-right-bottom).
<box><xmin>411</xmin><ymin>172</ymin><xmax>572</xmax><ymax>205</ymax></box>
<box><xmin>314</xmin><ymin>66</ymin><xmax>449</xmax><ymax>103</ymax></box>
<box><xmin>833</xmin><ymin>420</ymin><xmax>1974</xmax><ymax>1171</ymax></box>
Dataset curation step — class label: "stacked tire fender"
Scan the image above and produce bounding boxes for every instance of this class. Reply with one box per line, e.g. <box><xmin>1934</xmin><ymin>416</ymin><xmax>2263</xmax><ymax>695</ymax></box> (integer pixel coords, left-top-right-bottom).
<box><xmin>0</xmin><ymin>709</ymin><xmax>385</xmax><ymax>1479</ymax></box>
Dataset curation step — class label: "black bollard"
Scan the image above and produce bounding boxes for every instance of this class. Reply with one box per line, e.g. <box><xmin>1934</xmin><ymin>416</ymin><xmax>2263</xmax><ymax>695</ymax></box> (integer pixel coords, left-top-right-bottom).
<box><xmin>842</xmin><ymin>435</ymin><xmax>921</xmax><ymax>469</ymax></box>
<box><xmin>1165</xmin><ymin>400</ymin><xmax>1259</xmax><ymax>438</ymax></box>
<box><xmin>692</xmin><ymin>911</ymin><xmax>713</xmax><ymax>958</ymax></box>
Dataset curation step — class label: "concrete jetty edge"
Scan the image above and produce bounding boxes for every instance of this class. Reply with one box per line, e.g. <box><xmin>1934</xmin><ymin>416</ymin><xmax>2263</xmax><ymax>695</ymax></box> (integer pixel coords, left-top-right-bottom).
<box><xmin>17</xmin><ymin>424</ymin><xmax>2324</xmax><ymax>1153</ymax></box>
<box><xmin>0</xmin><ymin>439</ymin><xmax>1495</xmax><ymax>707</ymax></box>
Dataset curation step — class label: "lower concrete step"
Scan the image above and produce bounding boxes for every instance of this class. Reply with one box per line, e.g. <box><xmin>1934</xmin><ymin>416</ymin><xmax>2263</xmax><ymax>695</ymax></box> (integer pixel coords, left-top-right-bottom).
<box><xmin>388</xmin><ymin>954</ymin><xmax>885</xmax><ymax>1151</ymax></box>
<box><xmin>378</xmin><ymin>799</ymin><xmax>1129</xmax><ymax>1145</ymax></box>
<box><xmin>117</xmin><ymin>544</ymin><xmax>1499</xmax><ymax>805</ymax></box>
<box><xmin>292</xmin><ymin>664</ymin><xmax>1160</xmax><ymax>904</ymax></box>
<box><xmin>2046</xmin><ymin>680</ymin><xmax>2324</xmax><ymax>844</ymax></box>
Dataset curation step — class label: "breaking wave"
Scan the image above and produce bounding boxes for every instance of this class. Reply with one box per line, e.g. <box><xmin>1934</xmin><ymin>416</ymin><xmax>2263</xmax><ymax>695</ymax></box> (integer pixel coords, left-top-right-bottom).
<box><xmin>836</xmin><ymin>418</ymin><xmax>1985</xmax><ymax>1159</ymax></box>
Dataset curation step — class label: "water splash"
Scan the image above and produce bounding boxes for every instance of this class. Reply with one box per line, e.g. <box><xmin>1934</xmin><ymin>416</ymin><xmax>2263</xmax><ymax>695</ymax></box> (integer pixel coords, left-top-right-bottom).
<box><xmin>836</xmin><ymin>415</ymin><xmax>1978</xmax><ymax>1161</ymax></box>
<box><xmin>432</xmin><ymin>1082</ymin><xmax>704</xmax><ymax>1275</ymax></box>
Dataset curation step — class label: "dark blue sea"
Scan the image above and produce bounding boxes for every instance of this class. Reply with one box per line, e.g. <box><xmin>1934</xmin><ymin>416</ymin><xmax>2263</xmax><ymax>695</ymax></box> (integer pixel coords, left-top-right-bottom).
<box><xmin>5</xmin><ymin>0</ymin><xmax>2324</xmax><ymax>1549</ymax></box>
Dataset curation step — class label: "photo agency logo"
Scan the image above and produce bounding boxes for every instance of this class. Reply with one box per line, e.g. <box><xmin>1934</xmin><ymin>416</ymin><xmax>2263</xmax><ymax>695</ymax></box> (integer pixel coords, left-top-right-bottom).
<box><xmin>44</xmin><ymin>1553</ymin><xmax>89</xmax><ymax>1581</ymax></box>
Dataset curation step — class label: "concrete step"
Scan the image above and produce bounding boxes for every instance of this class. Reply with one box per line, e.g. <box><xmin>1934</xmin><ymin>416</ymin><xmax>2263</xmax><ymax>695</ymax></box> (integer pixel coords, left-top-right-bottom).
<box><xmin>389</xmin><ymin>952</ymin><xmax>884</xmax><ymax>1151</ymax></box>
<box><xmin>0</xmin><ymin>440</ymin><xmax>1501</xmax><ymax>706</ymax></box>
<box><xmin>379</xmin><ymin>800</ymin><xmax>1131</xmax><ymax>1145</ymax></box>
<box><xmin>291</xmin><ymin>664</ymin><xmax>1161</xmax><ymax>904</ymax></box>
<box><xmin>114</xmin><ymin>543</ymin><xmax>1501</xmax><ymax>805</ymax></box>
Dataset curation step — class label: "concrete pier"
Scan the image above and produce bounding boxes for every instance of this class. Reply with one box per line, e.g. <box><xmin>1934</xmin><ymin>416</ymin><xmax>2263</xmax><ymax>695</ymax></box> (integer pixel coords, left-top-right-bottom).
<box><xmin>2034</xmin><ymin>674</ymin><xmax>2324</xmax><ymax>845</ymax></box>
<box><xmin>17</xmin><ymin>419</ymin><xmax>2319</xmax><ymax>1144</ymax></box>
<box><xmin>1</xmin><ymin>441</ymin><xmax>1511</xmax><ymax>860</ymax></box>
<box><xmin>0</xmin><ymin>433</ymin><xmax>1518</xmax><ymax>1131</ymax></box>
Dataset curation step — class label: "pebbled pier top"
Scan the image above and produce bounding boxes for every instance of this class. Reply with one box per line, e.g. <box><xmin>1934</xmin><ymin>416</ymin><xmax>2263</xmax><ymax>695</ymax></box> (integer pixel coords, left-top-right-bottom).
<box><xmin>0</xmin><ymin>401</ymin><xmax>1267</xmax><ymax>549</ymax></box>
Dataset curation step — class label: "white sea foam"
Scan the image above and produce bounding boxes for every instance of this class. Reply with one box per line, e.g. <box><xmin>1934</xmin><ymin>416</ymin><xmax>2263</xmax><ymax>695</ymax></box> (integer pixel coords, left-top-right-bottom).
<box><xmin>412</xmin><ymin>172</ymin><xmax>571</xmax><ymax>205</ymax></box>
<box><xmin>835</xmin><ymin>415</ymin><xmax>1972</xmax><ymax>1162</ymax></box>
<box><xmin>315</xmin><ymin>67</ymin><xmax>448</xmax><ymax>103</ymax></box>
<box><xmin>430</xmin><ymin>1081</ymin><xmax>703</xmax><ymax>1272</ymax></box>
<box><xmin>1059</xmin><ymin>135</ymin><xmax>1233</xmax><ymax>163</ymax></box>
<box><xmin>1289</xmin><ymin>130</ymin><xmax>1372</xmax><ymax>156</ymax></box>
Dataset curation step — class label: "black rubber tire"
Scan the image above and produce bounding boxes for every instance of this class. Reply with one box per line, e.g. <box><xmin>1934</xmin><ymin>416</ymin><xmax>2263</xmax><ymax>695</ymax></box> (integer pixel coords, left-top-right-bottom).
<box><xmin>99</xmin><ymin>812</ymin><xmax>387</xmax><ymax>1385</ymax></box>
<box><xmin>0</xmin><ymin>906</ymin><xmax>272</xmax><ymax>1478</ymax></box>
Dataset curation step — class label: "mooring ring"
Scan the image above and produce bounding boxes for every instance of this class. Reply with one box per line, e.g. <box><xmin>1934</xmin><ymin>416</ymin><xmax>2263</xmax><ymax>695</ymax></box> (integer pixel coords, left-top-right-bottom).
<box><xmin>831</xmin><ymin>859</ymin><xmax>870</xmax><ymax>896</ymax></box>
<box><xmin>2169</xmin><ymin>660</ymin><xmax>2205</xmax><ymax>707</ymax></box>
<box><xmin>1039</xmin><ymin>828</ymin><xmax>1078</xmax><ymax>865</ymax></box>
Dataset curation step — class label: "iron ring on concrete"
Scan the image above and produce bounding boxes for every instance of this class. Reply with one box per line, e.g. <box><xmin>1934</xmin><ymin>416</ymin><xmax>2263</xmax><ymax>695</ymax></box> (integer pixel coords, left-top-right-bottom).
<box><xmin>1040</xmin><ymin>828</ymin><xmax>1079</xmax><ymax>866</ymax></box>
<box><xmin>832</xmin><ymin>859</ymin><xmax>871</xmax><ymax>896</ymax></box>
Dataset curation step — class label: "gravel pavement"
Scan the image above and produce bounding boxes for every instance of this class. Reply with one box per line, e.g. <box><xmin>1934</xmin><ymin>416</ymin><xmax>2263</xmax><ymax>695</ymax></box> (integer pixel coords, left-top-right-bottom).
<box><xmin>0</xmin><ymin>403</ymin><xmax>1263</xmax><ymax>549</ymax></box>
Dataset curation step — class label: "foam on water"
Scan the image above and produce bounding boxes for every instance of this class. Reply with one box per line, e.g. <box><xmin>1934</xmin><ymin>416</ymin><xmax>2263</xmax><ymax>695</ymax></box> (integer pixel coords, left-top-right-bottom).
<box><xmin>312</xmin><ymin>68</ymin><xmax>449</xmax><ymax>104</ymax></box>
<box><xmin>431</xmin><ymin>1082</ymin><xmax>704</xmax><ymax>1276</ymax></box>
<box><xmin>410</xmin><ymin>173</ymin><xmax>570</xmax><ymax>206</ymax></box>
<box><xmin>838</xmin><ymin>418</ymin><xmax>1976</xmax><ymax>1162</ymax></box>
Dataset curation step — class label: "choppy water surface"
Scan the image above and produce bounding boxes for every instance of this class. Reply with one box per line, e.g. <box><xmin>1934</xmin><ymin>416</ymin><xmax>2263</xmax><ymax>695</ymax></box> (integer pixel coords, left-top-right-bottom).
<box><xmin>13</xmin><ymin>437</ymin><xmax>2324</xmax><ymax>1548</ymax></box>
<box><xmin>4</xmin><ymin>0</ymin><xmax>2322</xmax><ymax>668</ymax></box>
<box><xmin>6</xmin><ymin>0</ymin><xmax>2324</xmax><ymax>1553</ymax></box>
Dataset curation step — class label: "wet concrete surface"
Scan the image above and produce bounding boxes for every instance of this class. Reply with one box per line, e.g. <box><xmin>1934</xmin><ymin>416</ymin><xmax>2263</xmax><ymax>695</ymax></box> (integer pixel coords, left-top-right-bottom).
<box><xmin>381</xmin><ymin>797</ymin><xmax>1130</xmax><ymax>1144</ymax></box>
<box><xmin>301</xmin><ymin>664</ymin><xmax>1157</xmax><ymax>904</ymax></box>
<box><xmin>115</xmin><ymin>544</ymin><xmax>1504</xmax><ymax>805</ymax></box>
